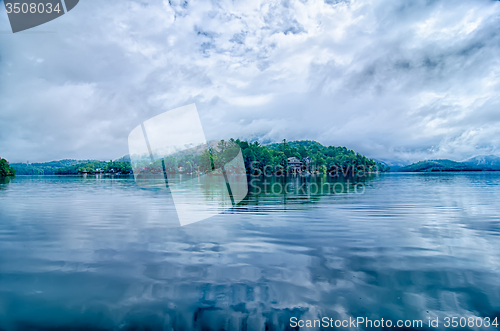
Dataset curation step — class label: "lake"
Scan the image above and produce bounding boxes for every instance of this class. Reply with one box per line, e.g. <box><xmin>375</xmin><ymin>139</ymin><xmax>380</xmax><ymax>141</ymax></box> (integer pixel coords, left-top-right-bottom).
<box><xmin>1</xmin><ymin>173</ymin><xmax>500</xmax><ymax>330</ymax></box>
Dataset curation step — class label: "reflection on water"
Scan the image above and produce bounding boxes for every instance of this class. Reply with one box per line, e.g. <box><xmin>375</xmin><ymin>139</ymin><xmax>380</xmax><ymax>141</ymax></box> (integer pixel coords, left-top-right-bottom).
<box><xmin>0</xmin><ymin>176</ymin><xmax>12</xmax><ymax>188</ymax></box>
<box><xmin>246</xmin><ymin>174</ymin><xmax>373</xmax><ymax>204</ymax></box>
<box><xmin>1</xmin><ymin>174</ymin><xmax>500</xmax><ymax>330</ymax></box>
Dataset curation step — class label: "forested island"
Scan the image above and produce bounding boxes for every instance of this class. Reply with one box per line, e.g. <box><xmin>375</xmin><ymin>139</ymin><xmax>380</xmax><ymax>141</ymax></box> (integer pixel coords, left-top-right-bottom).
<box><xmin>236</xmin><ymin>139</ymin><xmax>389</xmax><ymax>175</ymax></box>
<box><xmin>0</xmin><ymin>158</ymin><xmax>16</xmax><ymax>176</ymax></box>
<box><xmin>130</xmin><ymin>139</ymin><xmax>389</xmax><ymax>176</ymax></box>
<box><xmin>9</xmin><ymin>139</ymin><xmax>390</xmax><ymax>176</ymax></box>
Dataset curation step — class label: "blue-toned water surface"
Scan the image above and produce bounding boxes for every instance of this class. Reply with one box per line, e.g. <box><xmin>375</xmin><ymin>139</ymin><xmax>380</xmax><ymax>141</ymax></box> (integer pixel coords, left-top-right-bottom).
<box><xmin>0</xmin><ymin>173</ymin><xmax>500</xmax><ymax>330</ymax></box>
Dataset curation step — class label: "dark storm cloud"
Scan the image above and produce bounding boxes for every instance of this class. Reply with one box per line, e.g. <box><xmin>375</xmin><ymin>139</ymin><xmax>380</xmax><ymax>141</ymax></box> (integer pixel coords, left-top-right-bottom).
<box><xmin>0</xmin><ymin>0</ymin><xmax>499</xmax><ymax>163</ymax></box>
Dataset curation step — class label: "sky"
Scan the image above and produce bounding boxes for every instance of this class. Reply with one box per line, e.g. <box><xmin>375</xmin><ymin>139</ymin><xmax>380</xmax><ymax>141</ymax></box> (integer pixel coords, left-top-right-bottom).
<box><xmin>0</xmin><ymin>0</ymin><xmax>499</xmax><ymax>164</ymax></box>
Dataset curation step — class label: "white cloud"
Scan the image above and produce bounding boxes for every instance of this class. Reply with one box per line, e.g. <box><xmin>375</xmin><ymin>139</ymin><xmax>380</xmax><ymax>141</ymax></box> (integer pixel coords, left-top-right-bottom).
<box><xmin>0</xmin><ymin>0</ymin><xmax>499</xmax><ymax>164</ymax></box>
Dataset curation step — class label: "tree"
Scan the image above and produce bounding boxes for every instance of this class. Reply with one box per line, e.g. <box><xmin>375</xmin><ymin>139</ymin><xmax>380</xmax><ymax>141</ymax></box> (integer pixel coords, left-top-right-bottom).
<box><xmin>273</xmin><ymin>152</ymin><xmax>288</xmax><ymax>174</ymax></box>
<box><xmin>163</xmin><ymin>157</ymin><xmax>178</xmax><ymax>173</ymax></box>
<box><xmin>297</xmin><ymin>145</ymin><xmax>308</xmax><ymax>159</ymax></box>
<box><xmin>199</xmin><ymin>150</ymin><xmax>213</xmax><ymax>173</ymax></box>
<box><xmin>0</xmin><ymin>158</ymin><xmax>15</xmax><ymax>177</ymax></box>
<box><xmin>185</xmin><ymin>161</ymin><xmax>193</xmax><ymax>174</ymax></box>
<box><xmin>243</xmin><ymin>148</ymin><xmax>256</xmax><ymax>174</ymax></box>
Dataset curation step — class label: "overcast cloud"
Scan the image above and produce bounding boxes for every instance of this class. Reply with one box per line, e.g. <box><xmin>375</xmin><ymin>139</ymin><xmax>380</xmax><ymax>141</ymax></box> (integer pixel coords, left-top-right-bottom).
<box><xmin>0</xmin><ymin>0</ymin><xmax>499</xmax><ymax>164</ymax></box>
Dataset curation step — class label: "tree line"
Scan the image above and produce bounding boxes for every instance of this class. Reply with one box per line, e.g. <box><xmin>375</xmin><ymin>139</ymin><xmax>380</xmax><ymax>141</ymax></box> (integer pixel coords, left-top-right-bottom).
<box><xmin>12</xmin><ymin>159</ymin><xmax>92</xmax><ymax>175</ymax></box>
<box><xmin>236</xmin><ymin>139</ymin><xmax>390</xmax><ymax>176</ymax></box>
<box><xmin>55</xmin><ymin>160</ymin><xmax>132</xmax><ymax>175</ymax></box>
<box><xmin>133</xmin><ymin>139</ymin><xmax>389</xmax><ymax>176</ymax></box>
<box><xmin>6</xmin><ymin>139</ymin><xmax>389</xmax><ymax>177</ymax></box>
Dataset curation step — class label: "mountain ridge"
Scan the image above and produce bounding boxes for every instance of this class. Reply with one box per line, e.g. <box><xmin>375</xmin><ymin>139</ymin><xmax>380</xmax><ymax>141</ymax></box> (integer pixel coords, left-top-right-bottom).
<box><xmin>462</xmin><ymin>155</ymin><xmax>500</xmax><ymax>170</ymax></box>
<box><xmin>398</xmin><ymin>156</ymin><xmax>500</xmax><ymax>172</ymax></box>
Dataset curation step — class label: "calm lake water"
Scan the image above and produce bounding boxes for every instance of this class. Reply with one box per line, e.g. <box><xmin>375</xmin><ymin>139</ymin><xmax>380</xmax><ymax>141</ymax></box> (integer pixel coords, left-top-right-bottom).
<box><xmin>1</xmin><ymin>173</ymin><xmax>500</xmax><ymax>330</ymax></box>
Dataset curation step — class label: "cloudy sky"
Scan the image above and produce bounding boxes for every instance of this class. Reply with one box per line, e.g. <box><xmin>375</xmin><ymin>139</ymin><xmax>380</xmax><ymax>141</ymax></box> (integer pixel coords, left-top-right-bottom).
<box><xmin>0</xmin><ymin>0</ymin><xmax>499</xmax><ymax>164</ymax></box>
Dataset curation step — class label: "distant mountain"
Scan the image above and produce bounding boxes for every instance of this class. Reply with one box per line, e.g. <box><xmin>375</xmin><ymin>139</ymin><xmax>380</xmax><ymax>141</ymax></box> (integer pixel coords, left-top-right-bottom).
<box><xmin>371</xmin><ymin>159</ymin><xmax>409</xmax><ymax>172</ymax></box>
<box><xmin>462</xmin><ymin>155</ymin><xmax>500</xmax><ymax>170</ymax></box>
<box><xmin>372</xmin><ymin>159</ymin><xmax>405</xmax><ymax>172</ymax></box>
<box><xmin>398</xmin><ymin>159</ymin><xmax>482</xmax><ymax>172</ymax></box>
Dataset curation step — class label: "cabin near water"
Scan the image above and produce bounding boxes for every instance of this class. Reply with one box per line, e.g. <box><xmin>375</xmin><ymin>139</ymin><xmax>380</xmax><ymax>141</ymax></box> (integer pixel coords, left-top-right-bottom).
<box><xmin>287</xmin><ymin>156</ymin><xmax>313</xmax><ymax>174</ymax></box>
<box><xmin>287</xmin><ymin>157</ymin><xmax>302</xmax><ymax>172</ymax></box>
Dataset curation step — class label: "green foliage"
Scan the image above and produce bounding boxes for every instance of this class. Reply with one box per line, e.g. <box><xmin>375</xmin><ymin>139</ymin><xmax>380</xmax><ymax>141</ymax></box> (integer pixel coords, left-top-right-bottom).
<box><xmin>163</xmin><ymin>157</ymin><xmax>178</xmax><ymax>173</ymax></box>
<box><xmin>0</xmin><ymin>158</ymin><xmax>16</xmax><ymax>177</ymax></box>
<box><xmin>266</xmin><ymin>140</ymin><xmax>325</xmax><ymax>151</ymax></box>
<box><xmin>199</xmin><ymin>150</ymin><xmax>213</xmax><ymax>173</ymax></box>
<box><xmin>234</xmin><ymin>139</ymin><xmax>389</xmax><ymax>175</ymax></box>
<box><xmin>127</xmin><ymin>138</ymin><xmax>386</xmax><ymax>176</ymax></box>
<box><xmin>272</xmin><ymin>151</ymin><xmax>288</xmax><ymax>174</ymax></box>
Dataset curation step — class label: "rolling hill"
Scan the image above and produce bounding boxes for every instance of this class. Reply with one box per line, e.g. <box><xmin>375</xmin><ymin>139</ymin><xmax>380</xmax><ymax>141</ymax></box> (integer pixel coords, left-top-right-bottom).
<box><xmin>398</xmin><ymin>159</ymin><xmax>483</xmax><ymax>172</ymax></box>
<box><xmin>463</xmin><ymin>155</ymin><xmax>500</xmax><ymax>170</ymax></box>
<box><xmin>11</xmin><ymin>159</ymin><xmax>99</xmax><ymax>175</ymax></box>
